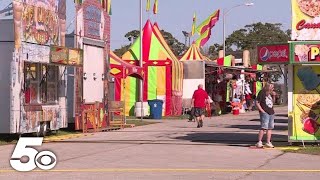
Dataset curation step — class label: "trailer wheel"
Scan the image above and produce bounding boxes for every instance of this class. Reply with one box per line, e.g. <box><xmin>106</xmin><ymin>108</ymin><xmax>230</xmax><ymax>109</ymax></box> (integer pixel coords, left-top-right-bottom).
<box><xmin>36</xmin><ymin>122</ymin><xmax>47</xmax><ymax>137</ymax></box>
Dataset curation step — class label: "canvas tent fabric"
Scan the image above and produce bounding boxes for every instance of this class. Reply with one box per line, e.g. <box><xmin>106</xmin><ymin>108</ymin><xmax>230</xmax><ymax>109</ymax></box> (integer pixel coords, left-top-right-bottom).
<box><xmin>122</xmin><ymin>20</ymin><xmax>183</xmax><ymax>116</ymax></box>
<box><xmin>180</xmin><ymin>43</ymin><xmax>208</xmax><ymax>61</ymax></box>
<box><xmin>109</xmin><ymin>51</ymin><xmax>144</xmax><ymax>79</ymax></box>
<box><xmin>109</xmin><ymin>51</ymin><xmax>144</xmax><ymax>116</ymax></box>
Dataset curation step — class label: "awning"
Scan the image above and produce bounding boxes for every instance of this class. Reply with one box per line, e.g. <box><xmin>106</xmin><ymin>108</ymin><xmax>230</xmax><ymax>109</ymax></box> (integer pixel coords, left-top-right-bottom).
<box><xmin>109</xmin><ymin>51</ymin><xmax>144</xmax><ymax>79</ymax></box>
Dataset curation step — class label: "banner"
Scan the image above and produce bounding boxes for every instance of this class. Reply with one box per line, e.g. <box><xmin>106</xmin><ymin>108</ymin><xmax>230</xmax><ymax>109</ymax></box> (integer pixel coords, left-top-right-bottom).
<box><xmin>257</xmin><ymin>44</ymin><xmax>289</xmax><ymax>63</ymax></box>
<box><xmin>292</xmin><ymin>65</ymin><xmax>320</xmax><ymax>141</ymax></box>
<box><xmin>292</xmin><ymin>0</ymin><xmax>320</xmax><ymax>40</ymax></box>
<box><xmin>292</xmin><ymin>41</ymin><xmax>320</xmax><ymax>63</ymax></box>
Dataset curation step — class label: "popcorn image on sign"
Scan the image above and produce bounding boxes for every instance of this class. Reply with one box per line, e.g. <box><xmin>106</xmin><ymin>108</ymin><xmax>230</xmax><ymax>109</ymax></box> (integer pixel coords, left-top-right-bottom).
<box><xmin>295</xmin><ymin>45</ymin><xmax>310</xmax><ymax>62</ymax></box>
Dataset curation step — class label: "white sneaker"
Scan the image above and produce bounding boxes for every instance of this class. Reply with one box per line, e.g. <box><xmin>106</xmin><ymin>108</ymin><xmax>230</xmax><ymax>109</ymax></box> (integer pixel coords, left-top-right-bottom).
<box><xmin>255</xmin><ymin>141</ymin><xmax>263</xmax><ymax>148</ymax></box>
<box><xmin>265</xmin><ymin>142</ymin><xmax>274</xmax><ymax>148</ymax></box>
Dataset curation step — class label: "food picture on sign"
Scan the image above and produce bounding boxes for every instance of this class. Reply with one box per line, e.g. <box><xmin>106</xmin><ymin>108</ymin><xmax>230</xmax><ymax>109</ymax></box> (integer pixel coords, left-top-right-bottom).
<box><xmin>297</xmin><ymin>0</ymin><xmax>320</xmax><ymax>17</ymax></box>
<box><xmin>294</xmin><ymin>65</ymin><xmax>320</xmax><ymax>137</ymax></box>
<box><xmin>296</xmin><ymin>90</ymin><xmax>320</xmax><ymax>135</ymax></box>
<box><xmin>50</xmin><ymin>47</ymin><xmax>68</xmax><ymax>64</ymax></box>
<box><xmin>294</xmin><ymin>45</ymin><xmax>310</xmax><ymax>62</ymax></box>
<box><xmin>68</xmin><ymin>49</ymin><xmax>82</xmax><ymax>65</ymax></box>
<box><xmin>292</xmin><ymin>0</ymin><xmax>320</xmax><ymax>40</ymax></box>
<box><xmin>22</xmin><ymin>0</ymin><xmax>61</xmax><ymax>45</ymax></box>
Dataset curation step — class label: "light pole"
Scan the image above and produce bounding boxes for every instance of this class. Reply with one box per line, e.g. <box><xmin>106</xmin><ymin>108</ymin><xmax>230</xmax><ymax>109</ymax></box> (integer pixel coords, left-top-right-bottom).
<box><xmin>223</xmin><ymin>2</ymin><xmax>254</xmax><ymax>57</ymax></box>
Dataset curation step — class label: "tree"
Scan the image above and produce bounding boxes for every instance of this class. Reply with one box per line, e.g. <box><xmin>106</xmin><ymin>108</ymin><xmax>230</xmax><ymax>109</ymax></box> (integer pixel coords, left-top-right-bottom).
<box><xmin>114</xmin><ymin>29</ymin><xmax>186</xmax><ymax>57</ymax></box>
<box><xmin>225</xmin><ymin>22</ymin><xmax>290</xmax><ymax>51</ymax></box>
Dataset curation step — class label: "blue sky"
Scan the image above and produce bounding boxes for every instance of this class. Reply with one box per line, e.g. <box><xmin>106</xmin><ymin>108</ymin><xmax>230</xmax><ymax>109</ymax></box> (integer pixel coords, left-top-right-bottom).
<box><xmin>0</xmin><ymin>0</ymin><xmax>291</xmax><ymax>50</ymax></box>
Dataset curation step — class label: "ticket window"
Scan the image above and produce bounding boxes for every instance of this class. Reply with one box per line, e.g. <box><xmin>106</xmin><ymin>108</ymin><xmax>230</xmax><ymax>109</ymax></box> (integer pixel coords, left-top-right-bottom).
<box><xmin>24</xmin><ymin>63</ymin><xmax>59</xmax><ymax>104</ymax></box>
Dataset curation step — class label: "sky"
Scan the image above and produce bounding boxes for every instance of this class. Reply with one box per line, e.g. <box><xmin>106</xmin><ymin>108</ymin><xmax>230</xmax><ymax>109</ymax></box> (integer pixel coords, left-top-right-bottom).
<box><xmin>0</xmin><ymin>0</ymin><xmax>292</xmax><ymax>50</ymax></box>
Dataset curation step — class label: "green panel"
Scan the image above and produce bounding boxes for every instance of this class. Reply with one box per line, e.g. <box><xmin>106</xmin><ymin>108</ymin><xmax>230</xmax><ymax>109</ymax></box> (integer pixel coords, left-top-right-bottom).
<box><xmin>126</xmin><ymin>76</ymin><xmax>139</xmax><ymax>116</ymax></box>
<box><xmin>129</xmin><ymin>36</ymin><xmax>141</xmax><ymax>60</ymax></box>
<box><xmin>256</xmin><ymin>81</ymin><xmax>262</xmax><ymax>96</ymax></box>
<box><xmin>149</xmin><ymin>35</ymin><xmax>161</xmax><ymax>60</ymax></box>
<box><xmin>224</xmin><ymin>55</ymin><xmax>232</xmax><ymax>66</ymax></box>
<box><xmin>226</xmin><ymin>82</ymin><xmax>230</xmax><ymax>102</ymax></box>
<box><xmin>148</xmin><ymin>66</ymin><xmax>157</xmax><ymax>100</ymax></box>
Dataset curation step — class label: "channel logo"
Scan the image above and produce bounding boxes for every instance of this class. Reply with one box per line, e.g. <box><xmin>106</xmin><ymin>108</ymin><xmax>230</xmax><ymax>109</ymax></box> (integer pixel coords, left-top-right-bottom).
<box><xmin>259</xmin><ymin>47</ymin><xmax>288</xmax><ymax>61</ymax></box>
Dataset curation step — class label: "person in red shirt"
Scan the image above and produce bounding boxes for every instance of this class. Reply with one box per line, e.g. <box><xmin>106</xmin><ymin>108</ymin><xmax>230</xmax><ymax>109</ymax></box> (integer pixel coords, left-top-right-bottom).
<box><xmin>192</xmin><ymin>84</ymin><xmax>209</xmax><ymax>128</ymax></box>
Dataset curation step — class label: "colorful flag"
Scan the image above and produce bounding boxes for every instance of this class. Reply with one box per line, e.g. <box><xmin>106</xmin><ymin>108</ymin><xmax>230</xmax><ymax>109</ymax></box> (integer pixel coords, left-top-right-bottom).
<box><xmin>146</xmin><ymin>0</ymin><xmax>151</xmax><ymax>12</ymax></box>
<box><xmin>153</xmin><ymin>0</ymin><xmax>158</xmax><ymax>14</ymax></box>
<box><xmin>74</xmin><ymin>0</ymin><xmax>82</xmax><ymax>4</ymax></box>
<box><xmin>195</xmin><ymin>29</ymin><xmax>211</xmax><ymax>48</ymax></box>
<box><xmin>107</xmin><ymin>0</ymin><xmax>112</xmax><ymax>15</ymax></box>
<box><xmin>196</xmin><ymin>9</ymin><xmax>220</xmax><ymax>34</ymax></box>
<box><xmin>101</xmin><ymin>0</ymin><xmax>112</xmax><ymax>15</ymax></box>
<box><xmin>191</xmin><ymin>12</ymin><xmax>196</xmax><ymax>36</ymax></box>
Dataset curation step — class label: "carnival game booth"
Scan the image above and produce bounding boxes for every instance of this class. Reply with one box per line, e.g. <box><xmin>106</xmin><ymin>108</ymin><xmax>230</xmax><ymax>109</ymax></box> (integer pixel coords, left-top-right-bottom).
<box><xmin>0</xmin><ymin>0</ymin><xmax>77</xmax><ymax>135</ymax></box>
<box><xmin>67</xmin><ymin>0</ymin><xmax>111</xmax><ymax>132</ymax></box>
<box><xmin>109</xmin><ymin>51</ymin><xmax>145</xmax><ymax>116</ymax></box>
<box><xmin>258</xmin><ymin>42</ymin><xmax>320</xmax><ymax>143</ymax></box>
<box><xmin>122</xmin><ymin>20</ymin><xmax>183</xmax><ymax>116</ymax></box>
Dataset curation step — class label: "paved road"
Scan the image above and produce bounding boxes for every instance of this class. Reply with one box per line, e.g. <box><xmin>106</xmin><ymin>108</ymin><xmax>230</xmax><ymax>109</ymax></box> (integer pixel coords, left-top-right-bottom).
<box><xmin>0</xmin><ymin>106</ymin><xmax>319</xmax><ymax>180</ymax></box>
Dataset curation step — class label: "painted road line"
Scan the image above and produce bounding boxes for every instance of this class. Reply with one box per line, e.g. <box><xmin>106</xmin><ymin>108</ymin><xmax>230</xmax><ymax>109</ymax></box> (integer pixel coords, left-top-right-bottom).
<box><xmin>1</xmin><ymin>168</ymin><xmax>320</xmax><ymax>173</ymax></box>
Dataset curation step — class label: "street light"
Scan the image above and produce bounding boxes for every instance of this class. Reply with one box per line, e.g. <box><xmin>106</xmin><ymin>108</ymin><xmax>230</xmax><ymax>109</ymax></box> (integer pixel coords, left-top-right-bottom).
<box><xmin>182</xmin><ymin>31</ymin><xmax>191</xmax><ymax>47</ymax></box>
<box><xmin>223</xmin><ymin>2</ymin><xmax>254</xmax><ymax>57</ymax></box>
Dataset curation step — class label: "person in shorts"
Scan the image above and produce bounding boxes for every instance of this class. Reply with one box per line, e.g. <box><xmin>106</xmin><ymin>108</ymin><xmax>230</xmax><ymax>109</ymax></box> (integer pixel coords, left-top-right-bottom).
<box><xmin>255</xmin><ymin>83</ymin><xmax>275</xmax><ymax>148</ymax></box>
<box><xmin>192</xmin><ymin>84</ymin><xmax>209</xmax><ymax>128</ymax></box>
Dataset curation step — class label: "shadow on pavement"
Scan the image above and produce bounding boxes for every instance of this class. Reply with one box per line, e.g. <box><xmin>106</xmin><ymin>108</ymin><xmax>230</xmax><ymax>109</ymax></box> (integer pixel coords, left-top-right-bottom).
<box><xmin>249</xmin><ymin>118</ymin><xmax>288</xmax><ymax>124</ymax></box>
<box><xmin>226</xmin><ymin>124</ymin><xmax>288</xmax><ymax>131</ymax></box>
<box><xmin>276</xmin><ymin>114</ymin><xmax>288</xmax><ymax>117</ymax></box>
<box><xmin>174</xmin><ymin>132</ymin><xmax>288</xmax><ymax>146</ymax></box>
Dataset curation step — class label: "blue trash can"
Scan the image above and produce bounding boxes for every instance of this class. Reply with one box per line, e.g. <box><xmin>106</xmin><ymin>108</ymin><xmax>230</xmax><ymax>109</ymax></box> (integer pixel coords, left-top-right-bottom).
<box><xmin>148</xmin><ymin>100</ymin><xmax>164</xmax><ymax>119</ymax></box>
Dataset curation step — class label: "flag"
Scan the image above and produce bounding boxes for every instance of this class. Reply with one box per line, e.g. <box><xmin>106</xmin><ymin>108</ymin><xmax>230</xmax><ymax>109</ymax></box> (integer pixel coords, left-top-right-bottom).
<box><xmin>101</xmin><ymin>0</ymin><xmax>112</xmax><ymax>15</ymax></box>
<box><xmin>196</xmin><ymin>9</ymin><xmax>220</xmax><ymax>34</ymax></box>
<box><xmin>74</xmin><ymin>0</ymin><xmax>82</xmax><ymax>4</ymax></box>
<box><xmin>195</xmin><ymin>29</ymin><xmax>211</xmax><ymax>48</ymax></box>
<box><xmin>107</xmin><ymin>0</ymin><xmax>112</xmax><ymax>15</ymax></box>
<box><xmin>191</xmin><ymin>12</ymin><xmax>196</xmax><ymax>36</ymax></box>
<box><xmin>153</xmin><ymin>0</ymin><xmax>158</xmax><ymax>14</ymax></box>
<box><xmin>146</xmin><ymin>0</ymin><xmax>151</xmax><ymax>12</ymax></box>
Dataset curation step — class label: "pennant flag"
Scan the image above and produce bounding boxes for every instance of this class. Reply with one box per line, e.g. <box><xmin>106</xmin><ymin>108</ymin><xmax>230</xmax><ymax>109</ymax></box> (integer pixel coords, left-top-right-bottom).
<box><xmin>153</xmin><ymin>0</ymin><xmax>158</xmax><ymax>14</ymax></box>
<box><xmin>146</xmin><ymin>0</ymin><xmax>151</xmax><ymax>12</ymax></box>
<box><xmin>196</xmin><ymin>9</ymin><xmax>220</xmax><ymax>34</ymax></box>
<box><xmin>74</xmin><ymin>0</ymin><xmax>82</xmax><ymax>4</ymax></box>
<box><xmin>109</xmin><ymin>3</ymin><xmax>112</xmax><ymax>15</ymax></box>
<box><xmin>108</xmin><ymin>0</ymin><xmax>112</xmax><ymax>15</ymax></box>
<box><xmin>101</xmin><ymin>0</ymin><xmax>112</xmax><ymax>15</ymax></box>
<box><xmin>195</xmin><ymin>29</ymin><xmax>211</xmax><ymax>48</ymax></box>
<box><xmin>191</xmin><ymin>12</ymin><xmax>196</xmax><ymax>36</ymax></box>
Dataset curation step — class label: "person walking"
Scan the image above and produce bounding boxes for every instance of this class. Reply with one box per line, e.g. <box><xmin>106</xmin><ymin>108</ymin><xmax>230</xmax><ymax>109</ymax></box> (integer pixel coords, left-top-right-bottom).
<box><xmin>192</xmin><ymin>84</ymin><xmax>209</xmax><ymax>128</ymax></box>
<box><xmin>255</xmin><ymin>83</ymin><xmax>275</xmax><ymax>148</ymax></box>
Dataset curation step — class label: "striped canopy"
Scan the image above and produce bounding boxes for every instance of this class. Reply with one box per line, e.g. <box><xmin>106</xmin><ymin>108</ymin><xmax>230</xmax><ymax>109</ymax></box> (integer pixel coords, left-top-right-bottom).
<box><xmin>180</xmin><ymin>44</ymin><xmax>209</xmax><ymax>61</ymax></box>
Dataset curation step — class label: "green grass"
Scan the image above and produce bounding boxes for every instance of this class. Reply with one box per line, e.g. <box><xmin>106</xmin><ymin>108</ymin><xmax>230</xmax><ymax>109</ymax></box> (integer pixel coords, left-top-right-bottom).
<box><xmin>0</xmin><ymin>129</ymin><xmax>80</xmax><ymax>145</ymax></box>
<box><xmin>283</xmin><ymin>146</ymin><xmax>320</xmax><ymax>155</ymax></box>
<box><xmin>125</xmin><ymin>120</ymin><xmax>160</xmax><ymax>126</ymax></box>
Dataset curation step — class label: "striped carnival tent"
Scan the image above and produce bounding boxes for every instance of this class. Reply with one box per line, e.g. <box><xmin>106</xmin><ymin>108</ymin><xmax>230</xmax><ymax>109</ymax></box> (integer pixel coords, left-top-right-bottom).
<box><xmin>121</xmin><ymin>20</ymin><xmax>183</xmax><ymax>116</ymax></box>
<box><xmin>180</xmin><ymin>43</ymin><xmax>209</xmax><ymax>61</ymax></box>
<box><xmin>109</xmin><ymin>51</ymin><xmax>144</xmax><ymax>116</ymax></box>
<box><xmin>179</xmin><ymin>43</ymin><xmax>208</xmax><ymax>100</ymax></box>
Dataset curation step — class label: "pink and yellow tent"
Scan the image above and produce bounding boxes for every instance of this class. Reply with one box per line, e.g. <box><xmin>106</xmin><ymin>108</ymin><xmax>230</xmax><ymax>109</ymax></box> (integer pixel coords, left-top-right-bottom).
<box><xmin>122</xmin><ymin>20</ymin><xmax>183</xmax><ymax>116</ymax></box>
